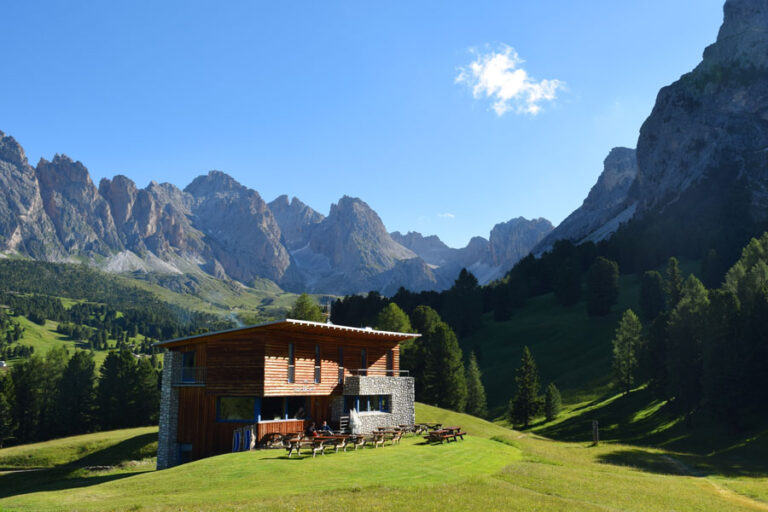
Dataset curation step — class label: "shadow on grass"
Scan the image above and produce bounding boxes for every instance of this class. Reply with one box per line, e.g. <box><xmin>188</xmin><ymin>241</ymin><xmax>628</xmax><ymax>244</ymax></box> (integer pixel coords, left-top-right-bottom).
<box><xmin>0</xmin><ymin>432</ymin><xmax>157</xmax><ymax>499</ymax></box>
<box><xmin>596</xmin><ymin>449</ymin><xmax>685</xmax><ymax>476</ymax></box>
<box><xmin>0</xmin><ymin>468</ymin><xmax>141</xmax><ymax>499</ymax></box>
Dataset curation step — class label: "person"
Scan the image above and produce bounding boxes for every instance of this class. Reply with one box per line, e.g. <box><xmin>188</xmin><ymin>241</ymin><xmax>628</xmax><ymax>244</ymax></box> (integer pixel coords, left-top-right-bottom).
<box><xmin>320</xmin><ymin>421</ymin><xmax>333</xmax><ymax>434</ymax></box>
<box><xmin>305</xmin><ymin>422</ymin><xmax>318</xmax><ymax>437</ymax></box>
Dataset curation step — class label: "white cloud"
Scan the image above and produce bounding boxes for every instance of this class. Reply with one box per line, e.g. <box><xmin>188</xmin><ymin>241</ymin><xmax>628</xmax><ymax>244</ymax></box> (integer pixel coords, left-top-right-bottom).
<box><xmin>437</xmin><ymin>212</ymin><xmax>456</xmax><ymax>219</ymax></box>
<box><xmin>456</xmin><ymin>44</ymin><xmax>563</xmax><ymax>116</ymax></box>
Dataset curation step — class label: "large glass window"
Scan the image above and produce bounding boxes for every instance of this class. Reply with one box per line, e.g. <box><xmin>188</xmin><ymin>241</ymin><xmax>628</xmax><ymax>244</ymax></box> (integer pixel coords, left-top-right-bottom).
<box><xmin>314</xmin><ymin>344</ymin><xmax>321</xmax><ymax>384</ymax></box>
<box><xmin>360</xmin><ymin>348</ymin><xmax>367</xmax><ymax>376</ymax></box>
<box><xmin>286</xmin><ymin>397</ymin><xmax>307</xmax><ymax>419</ymax></box>
<box><xmin>386</xmin><ymin>349</ymin><xmax>394</xmax><ymax>376</ymax></box>
<box><xmin>338</xmin><ymin>347</ymin><xmax>344</xmax><ymax>384</ymax></box>
<box><xmin>218</xmin><ymin>397</ymin><xmax>256</xmax><ymax>422</ymax></box>
<box><xmin>261</xmin><ymin>397</ymin><xmax>284</xmax><ymax>421</ymax></box>
<box><xmin>181</xmin><ymin>351</ymin><xmax>196</xmax><ymax>382</ymax></box>
<box><xmin>287</xmin><ymin>343</ymin><xmax>295</xmax><ymax>383</ymax></box>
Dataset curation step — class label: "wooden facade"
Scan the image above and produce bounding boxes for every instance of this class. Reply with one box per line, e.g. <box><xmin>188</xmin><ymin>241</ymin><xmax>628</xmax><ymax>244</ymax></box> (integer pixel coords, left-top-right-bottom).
<box><xmin>158</xmin><ymin>320</ymin><xmax>415</xmax><ymax>464</ymax></box>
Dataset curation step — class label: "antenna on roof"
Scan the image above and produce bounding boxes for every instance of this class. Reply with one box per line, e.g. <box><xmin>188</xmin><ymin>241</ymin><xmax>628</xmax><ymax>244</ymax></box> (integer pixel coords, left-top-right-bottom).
<box><xmin>325</xmin><ymin>299</ymin><xmax>333</xmax><ymax>325</ymax></box>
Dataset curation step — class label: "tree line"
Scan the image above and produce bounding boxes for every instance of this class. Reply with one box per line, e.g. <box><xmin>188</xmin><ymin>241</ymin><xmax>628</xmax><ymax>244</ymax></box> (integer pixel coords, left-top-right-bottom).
<box><xmin>609</xmin><ymin>233</ymin><xmax>768</xmax><ymax>431</ymax></box>
<box><xmin>0</xmin><ymin>347</ymin><xmax>160</xmax><ymax>447</ymax></box>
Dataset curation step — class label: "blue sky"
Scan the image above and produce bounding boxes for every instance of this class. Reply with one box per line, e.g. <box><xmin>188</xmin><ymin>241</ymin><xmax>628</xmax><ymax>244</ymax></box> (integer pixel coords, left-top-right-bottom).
<box><xmin>1</xmin><ymin>1</ymin><xmax>724</xmax><ymax>248</ymax></box>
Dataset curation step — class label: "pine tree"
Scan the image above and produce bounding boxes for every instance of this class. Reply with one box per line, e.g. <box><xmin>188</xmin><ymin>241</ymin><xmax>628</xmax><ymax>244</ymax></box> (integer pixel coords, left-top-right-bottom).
<box><xmin>443</xmin><ymin>269</ymin><xmax>483</xmax><ymax>337</ymax></box>
<box><xmin>132</xmin><ymin>357</ymin><xmax>160</xmax><ymax>425</ymax></box>
<box><xmin>667</xmin><ymin>275</ymin><xmax>709</xmax><ymax>425</ymax></box>
<box><xmin>544</xmin><ymin>382</ymin><xmax>562</xmax><ymax>422</ymax></box>
<box><xmin>10</xmin><ymin>355</ymin><xmax>46</xmax><ymax>442</ymax></box>
<box><xmin>509</xmin><ymin>346</ymin><xmax>540</xmax><ymax>428</ymax></box>
<box><xmin>646</xmin><ymin>312</ymin><xmax>670</xmax><ymax>400</ymax></box>
<box><xmin>376</xmin><ymin>303</ymin><xmax>412</xmax><ymax>333</ymax></box>
<box><xmin>612</xmin><ymin>309</ymin><xmax>643</xmax><ymax>396</ymax></box>
<box><xmin>287</xmin><ymin>293</ymin><xmax>325</xmax><ymax>322</ymax></box>
<box><xmin>423</xmin><ymin>322</ymin><xmax>467</xmax><ymax>412</ymax></box>
<box><xmin>0</xmin><ymin>372</ymin><xmax>15</xmax><ymax>448</ymax></box>
<box><xmin>405</xmin><ymin>306</ymin><xmax>443</xmax><ymax>401</ymax></box>
<box><xmin>56</xmin><ymin>350</ymin><xmax>96</xmax><ymax>436</ymax></box>
<box><xmin>586</xmin><ymin>257</ymin><xmax>619</xmax><ymax>316</ymax></box>
<box><xmin>97</xmin><ymin>348</ymin><xmax>139</xmax><ymax>429</ymax></box>
<box><xmin>465</xmin><ymin>352</ymin><xmax>488</xmax><ymax>418</ymax></box>
<box><xmin>666</xmin><ymin>257</ymin><xmax>684</xmax><ymax>311</ymax></box>
<box><xmin>640</xmin><ymin>271</ymin><xmax>666</xmax><ymax>321</ymax></box>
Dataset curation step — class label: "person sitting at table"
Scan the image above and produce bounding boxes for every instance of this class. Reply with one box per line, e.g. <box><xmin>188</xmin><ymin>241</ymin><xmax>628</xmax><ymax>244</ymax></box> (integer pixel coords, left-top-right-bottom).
<box><xmin>305</xmin><ymin>422</ymin><xmax>318</xmax><ymax>437</ymax></box>
<box><xmin>320</xmin><ymin>421</ymin><xmax>333</xmax><ymax>434</ymax></box>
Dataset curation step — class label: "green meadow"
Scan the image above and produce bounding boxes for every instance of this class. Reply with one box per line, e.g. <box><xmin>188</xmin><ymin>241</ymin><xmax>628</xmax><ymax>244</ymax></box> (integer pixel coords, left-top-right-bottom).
<box><xmin>0</xmin><ymin>404</ymin><xmax>765</xmax><ymax>511</ymax></box>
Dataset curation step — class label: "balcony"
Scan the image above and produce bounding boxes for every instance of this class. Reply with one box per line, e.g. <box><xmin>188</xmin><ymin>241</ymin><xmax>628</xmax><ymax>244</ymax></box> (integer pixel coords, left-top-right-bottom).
<box><xmin>171</xmin><ymin>366</ymin><xmax>206</xmax><ymax>387</ymax></box>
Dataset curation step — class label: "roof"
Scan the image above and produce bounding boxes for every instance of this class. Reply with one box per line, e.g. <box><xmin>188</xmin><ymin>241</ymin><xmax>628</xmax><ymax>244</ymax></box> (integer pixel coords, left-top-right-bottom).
<box><xmin>154</xmin><ymin>318</ymin><xmax>420</xmax><ymax>348</ymax></box>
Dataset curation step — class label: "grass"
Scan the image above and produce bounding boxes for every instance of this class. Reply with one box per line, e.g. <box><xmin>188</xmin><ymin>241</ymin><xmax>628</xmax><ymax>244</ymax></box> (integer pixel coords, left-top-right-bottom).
<box><xmin>462</xmin><ymin>274</ymin><xmax>641</xmax><ymax>411</ymax></box>
<box><xmin>8</xmin><ymin>317</ymin><xmax>114</xmax><ymax>366</ymax></box>
<box><xmin>0</xmin><ymin>404</ymin><xmax>766</xmax><ymax>511</ymax></box>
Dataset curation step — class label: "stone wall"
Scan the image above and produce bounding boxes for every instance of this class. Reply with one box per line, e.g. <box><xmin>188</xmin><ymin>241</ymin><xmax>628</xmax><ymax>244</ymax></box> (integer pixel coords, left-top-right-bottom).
<box><xmin>336</xmin><ymin>376</ymin><xmax>415</xmax><ymax>433</ymax></box>
<box><xmin>156</xmin><ymin>350</ymin><xmax>181</xmax><ymax>470</ymax></box>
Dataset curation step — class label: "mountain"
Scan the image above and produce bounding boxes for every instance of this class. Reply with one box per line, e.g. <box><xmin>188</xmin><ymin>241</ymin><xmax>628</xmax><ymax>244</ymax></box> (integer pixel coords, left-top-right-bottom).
<box><xmin>534</xmin><ymin>148</ymin><xmax>637</xmax><ymax>253</ymax></box>
<box><xmin>267</xmin><ymin>195</ymin><xmax>324</xmax><ymax>251</ymax></box>
<box><xmin>541</xmin><ymin>0</ymin><xmax>768</xmax><ymax>266</ymax></box>
<box><xmin>290</xmin><ymin>196</ymin><xmax>448</xmax><ymax>294</ymax></box>
<box><xmin>0</xmin><ymin>136</ymin><xmax>502</xmax><ymax>295</ymax></box>
<box><xmin>393</xmin><ymin>216</ymin><xmax>553</xmax><ymax>285</ymax></box>
<box><xmin>0</xmin><ymin>132</ymin><xmax>64</xmax><ymax>260</ymax></box>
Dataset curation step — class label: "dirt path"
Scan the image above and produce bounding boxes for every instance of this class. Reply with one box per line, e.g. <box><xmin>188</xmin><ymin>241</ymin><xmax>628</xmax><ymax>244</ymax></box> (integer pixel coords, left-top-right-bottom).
<box><xmin>662</xmin><ymin>455</ymin><xmax>768</xmax><ymax>512</ymax></box>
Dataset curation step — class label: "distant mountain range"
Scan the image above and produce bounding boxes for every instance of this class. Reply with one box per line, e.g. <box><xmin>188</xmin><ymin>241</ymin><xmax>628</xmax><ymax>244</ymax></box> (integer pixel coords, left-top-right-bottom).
<box><xmin>0</xmin><ymin>133</ymin><xmax>552</xmax><ymax>295</ymax></box>
<box><xmin>2</xmin><ymin>0</ymin><xmax>765</xmax><ymax>297</ymax></box>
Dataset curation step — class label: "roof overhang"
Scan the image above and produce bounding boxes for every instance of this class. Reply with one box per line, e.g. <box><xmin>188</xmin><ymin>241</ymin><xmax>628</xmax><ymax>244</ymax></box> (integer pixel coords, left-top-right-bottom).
<box><xmin>154</xmin><ymin>319</ymin><xmax>420</xmax><ymax>349</ymax></box>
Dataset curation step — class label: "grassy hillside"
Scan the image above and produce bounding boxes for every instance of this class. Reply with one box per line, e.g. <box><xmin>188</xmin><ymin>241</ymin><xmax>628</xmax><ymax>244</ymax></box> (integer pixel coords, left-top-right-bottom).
<box><xmin>463</xmin><ymin>274</ymin><xmax>641</xmax><ymax>411</ymax></box>
<box><xmin>0</xmin><ymin>405</ymin><xmax>765</xmax><ymax>511</ymax></box>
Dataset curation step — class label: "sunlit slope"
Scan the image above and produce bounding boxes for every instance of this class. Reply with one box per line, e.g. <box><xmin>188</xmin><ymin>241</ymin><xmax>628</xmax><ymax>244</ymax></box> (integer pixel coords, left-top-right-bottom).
<box><xmin>1</xmin><ymin>404</ymin><xmax>765</xmax><ymax>511</ymax></box>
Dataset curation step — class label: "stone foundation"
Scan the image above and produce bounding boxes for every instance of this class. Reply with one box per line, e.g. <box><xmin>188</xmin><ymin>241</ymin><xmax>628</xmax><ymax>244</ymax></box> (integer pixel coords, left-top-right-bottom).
<box><xmin>157</xmin><ymin>351</ymin><xmax>181</xmax><ymax>470</ymax></box>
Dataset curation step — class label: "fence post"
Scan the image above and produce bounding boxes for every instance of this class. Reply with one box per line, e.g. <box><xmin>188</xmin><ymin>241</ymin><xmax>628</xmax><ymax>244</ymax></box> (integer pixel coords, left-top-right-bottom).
<box><xmin>592</xmin><ymin>420</ymin><xmax>599</xmax><ymax>446</ymax></box>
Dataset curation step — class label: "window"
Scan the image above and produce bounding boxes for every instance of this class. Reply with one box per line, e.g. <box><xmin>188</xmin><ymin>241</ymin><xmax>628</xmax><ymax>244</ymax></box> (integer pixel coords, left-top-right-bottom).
<box><xmin>181</xmin><ymin>351</ymin><xmax>196</xmax><ymax>382</ymax></box>
<box><xmin>261</xmin><ymin>397</ymin><xmax>284</xmax><ymax>421</ymax></box>
<box><xmin>287</xmin><ymin>343</ymin><xmax>295</xmax><ymax>383</ymax></box>
<box><xmin>343</xmin><ymin>395</ymin><xmax>391</xmax><ymax>413</ymax></box>
<box><xmin>286</xmin><ymin>397</ymin><xmax>307</xmax><ymax>419</ymax></box>
<box><xmin>217</xmin><ymin>397</ymin><xmax>257</xmax><ymax>422</ymax></box>
<box><xmin>314</xmin><ymin>344</ymin><xmax>321</xmax><ymax>384</ymax></box>
<box><xmin>360</xmin><ymin>348</ymin><xmax>367</xmax><ymax>376</ymax></box>
<box><xmin>338</xmin><ymin>347</ymin><xmax>344</xmax><ymax>384</ymax></box>
<box><xmin>386</xmin><ymin>349</ymin><xmax>394</xmax><ymax>376</ymax></box>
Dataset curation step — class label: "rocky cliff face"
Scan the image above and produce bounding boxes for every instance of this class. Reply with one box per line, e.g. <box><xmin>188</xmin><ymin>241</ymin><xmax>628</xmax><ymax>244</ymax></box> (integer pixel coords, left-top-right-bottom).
<box><xmin>0</xmin><ymin>132</ymin><xmax>63</xmax><ymax>259</ymax></box>
<box><xmin>535</xmin><ymin>148</ymin><xmax>637</xmax><ymax>252</ymax></box>
<box><xmin>268</xmin><ymin>195</ymin><xmax>324</xmax><ymax>250</ymax></box>
<box><xmin>540</xmin><ymin>0</ymin><xmax>768</xmax><ymax>257</ymax></box>
<box><xmin>184</xmin><ymin>171</ymin><xmax>292</xmax><ymax>284</ymax></box>
<box><xmin>36</xmin><ymin>155</ymin><xmax>121</xmax><ymax>255</ymax></box>
<box><xmin>632</xmin><ymin>0</ymin><xmax>768</xmax><ymax>217</ymax></box>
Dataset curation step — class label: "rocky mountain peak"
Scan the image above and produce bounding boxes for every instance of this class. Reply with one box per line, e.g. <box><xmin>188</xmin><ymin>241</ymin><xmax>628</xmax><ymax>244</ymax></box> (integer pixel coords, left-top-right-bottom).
<box><xmin>268</xmin><ymin>194</ymin><xmax>324</xmax><ymax>251</ymax></box>
<box><xmin>489</xmin><ymin>217</ymin><xmax>553</xmax><ymax>266</ymax></box>
<box><xmin>184</xmin><ymin>170</ymin><xmax>245</xmax><ymax>197</ymax></box>
<box><xmin>0</xmin><ymin>131</ymin><xmax>28</xmax><ymax>169</ymax></box>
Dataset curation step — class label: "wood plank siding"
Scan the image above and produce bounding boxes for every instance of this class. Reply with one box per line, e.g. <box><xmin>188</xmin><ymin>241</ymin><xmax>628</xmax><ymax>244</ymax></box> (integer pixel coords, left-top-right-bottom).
<box><xmin>161</xmin><ymin>320</ymin><xmax>415</xmax><ymax>463</ymax></box>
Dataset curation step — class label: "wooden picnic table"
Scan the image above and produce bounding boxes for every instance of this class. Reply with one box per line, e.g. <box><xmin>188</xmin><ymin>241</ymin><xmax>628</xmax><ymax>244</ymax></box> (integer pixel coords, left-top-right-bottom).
<box><xmin>423</xmin><ymin>426</ymin><xmax>466</xmax><ymax>444</ymax></box>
